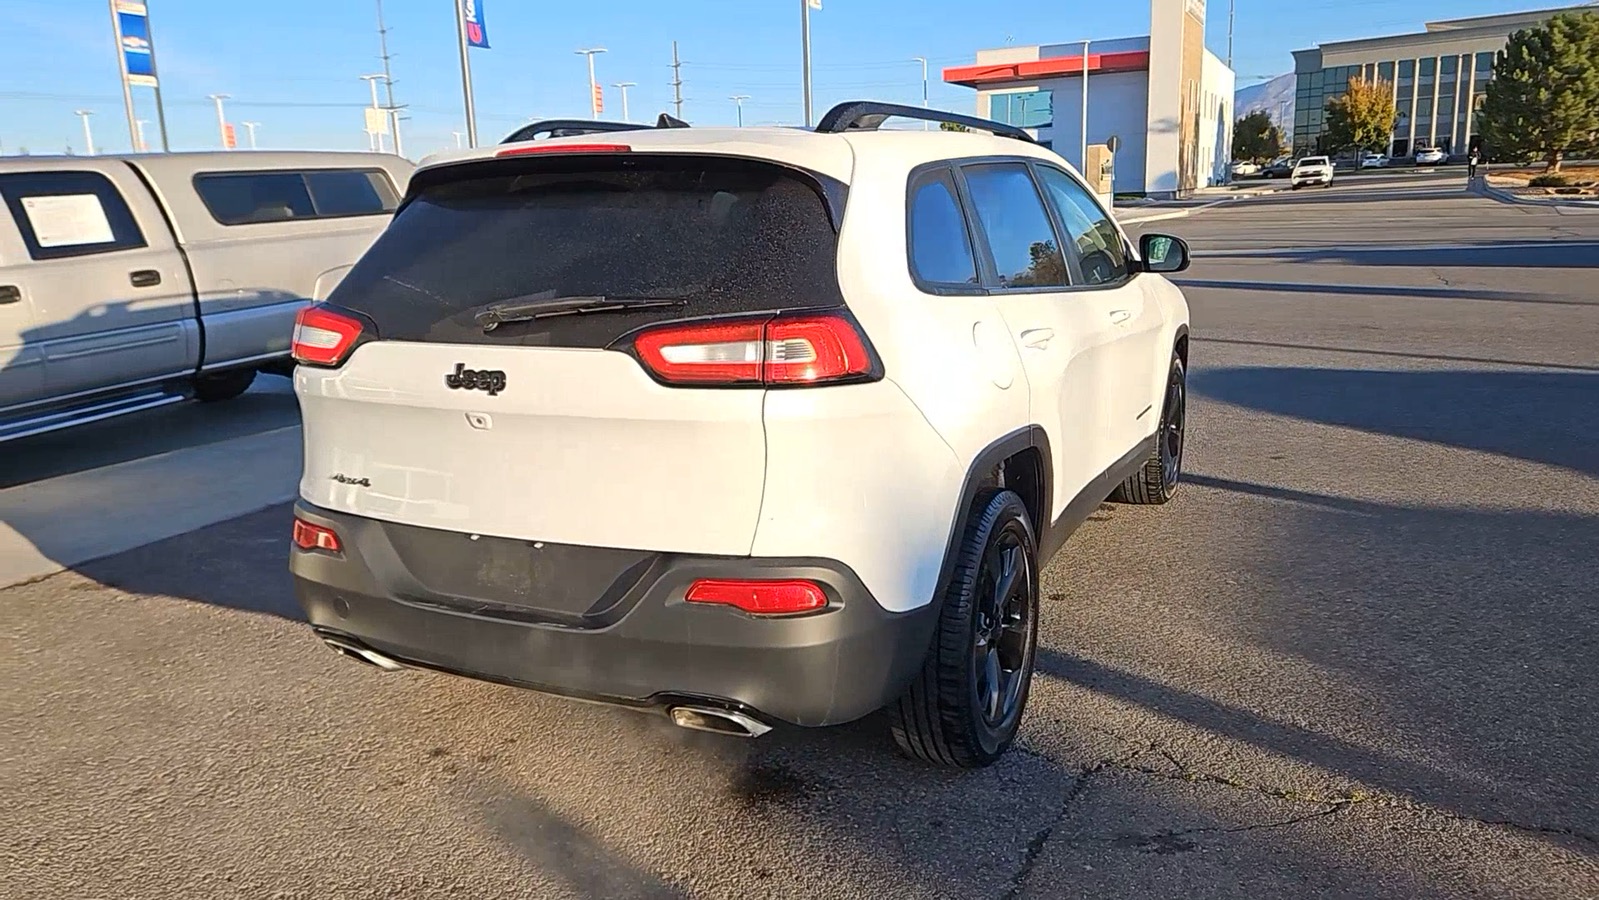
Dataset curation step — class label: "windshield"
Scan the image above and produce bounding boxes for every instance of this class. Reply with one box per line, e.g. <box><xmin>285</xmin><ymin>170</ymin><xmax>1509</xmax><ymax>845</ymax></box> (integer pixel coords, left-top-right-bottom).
<box><xmin>326</xmin><ymin>154</ymin><xmax>847</xmax><ymax>348</ymax></box>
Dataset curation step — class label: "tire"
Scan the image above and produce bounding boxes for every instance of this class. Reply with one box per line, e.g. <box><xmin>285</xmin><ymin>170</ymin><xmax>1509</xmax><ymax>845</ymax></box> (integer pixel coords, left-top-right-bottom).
<box><xmin>889</xmin><ymin>489</ymin><xmax>1039</xmax><ymax>768</ymax></box>
<box><xmin>192</xmin><ymin>369</ymin><xmax>256</xmax><ymax>403</ymax></box>
<box><xmin>1110</xmin><ymin>353</ymin><xmax>1186</xmax><ymax>505</ymax></box>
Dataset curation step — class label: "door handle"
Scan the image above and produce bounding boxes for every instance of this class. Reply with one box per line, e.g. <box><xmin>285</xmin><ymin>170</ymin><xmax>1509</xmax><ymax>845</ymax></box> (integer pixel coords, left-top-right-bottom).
<box><xmin>130</xmin><ymin>269</ymin><xmax>162</xmax><ymax>288</ymax></box>
<box><xmin>0</xmin><ymin>285</ymin><xmax>19</xmax><ymax>305</ymax></box>
<box><xmin>1019</xmin><ymin>327</ymin><xmax>1054</xmax><ymax>349</ymax></box>
<box><xmin>1108</xmin><ymin>309</ymin><xmax>1133</xmax><ymax>325</ymax></box>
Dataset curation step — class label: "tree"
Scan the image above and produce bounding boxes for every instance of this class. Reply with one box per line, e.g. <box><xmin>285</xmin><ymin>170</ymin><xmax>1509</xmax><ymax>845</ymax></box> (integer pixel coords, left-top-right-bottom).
<box><xmin>1231</xmin><ymin>110</ymin><xmax>1284</xmax><ymax>162</ymax></box>
<box><xmin>939</xmin><ymin>121</ymin><xmax>971</xmax><ymax>132</ymax></box>
<box><xmin>1323</xmin><ymin>78</ymin><xmax>1397</xmax><ymax>154</ymax></box>
<box><xmin>1479</xmin><ymin>11</ymin><xmax>1599</xmax><ymax>172</ymax></box>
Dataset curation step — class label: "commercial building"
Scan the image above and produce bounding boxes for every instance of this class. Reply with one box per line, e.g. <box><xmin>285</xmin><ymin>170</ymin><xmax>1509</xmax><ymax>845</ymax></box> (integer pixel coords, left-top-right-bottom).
<box><xmin>1290</xmin><ymin>5</ymin><xmax>1590</xmax><ymax>159</ymax></box>
<box><xmin>943</xmin><ymin>0</ymin><xmax>1234</xmax><ymax>198</ymax></box>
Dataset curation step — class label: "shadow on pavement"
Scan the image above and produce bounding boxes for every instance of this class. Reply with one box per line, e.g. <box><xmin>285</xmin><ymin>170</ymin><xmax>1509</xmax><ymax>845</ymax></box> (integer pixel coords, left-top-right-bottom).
<box><xmin>1191</xmin><ymin>366</ymin><xmax>1599</xmax><ymax>478</ymax></box>
<box><xmin>1202</xmin><ymin>240</ymin><xmax>1599</xmax><ymax>269</ymax></box>
<box><xmin>1193</xmin><ymin>337</ymin><xmax>1599</xmax><ymax>373</ymax></box>
<box><xmin>1172</xmin><ymin>278</ymin><xmax>1568</xmax><ymax>305</ymax></box>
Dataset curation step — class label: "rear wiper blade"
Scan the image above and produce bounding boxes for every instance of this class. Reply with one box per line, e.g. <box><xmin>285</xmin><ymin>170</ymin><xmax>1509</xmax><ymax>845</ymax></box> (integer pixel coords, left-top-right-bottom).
<box><xmin>475</xmin><ymin>294</ymin><xmax>687</xmax><ymax>332</ymax></box>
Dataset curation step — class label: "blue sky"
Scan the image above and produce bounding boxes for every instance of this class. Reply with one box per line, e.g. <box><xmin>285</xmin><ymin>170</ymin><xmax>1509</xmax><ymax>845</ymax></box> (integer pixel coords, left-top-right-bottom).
<box><xmin>0</xmin><ymin>0</ymin><xmax>1561</xmax><ymax>156</ymax></box>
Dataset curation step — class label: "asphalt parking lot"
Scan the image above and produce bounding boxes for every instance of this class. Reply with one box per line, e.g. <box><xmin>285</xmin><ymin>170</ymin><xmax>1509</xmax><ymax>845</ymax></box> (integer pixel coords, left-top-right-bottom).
<box><xmin>3</xmin><ymin>177</ymin><xmax>1596</xmax><ymax>899</ymax></box>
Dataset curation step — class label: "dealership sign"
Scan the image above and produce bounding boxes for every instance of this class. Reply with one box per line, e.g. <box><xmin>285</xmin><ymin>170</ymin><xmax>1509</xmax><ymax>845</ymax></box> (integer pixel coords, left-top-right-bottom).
<box><xmin>114</xmin><ymin>0</ymin><xmax>158</xmax><ymax>87</ymax></box>
<box><xmin>462</xmin><ymin>0</ymin><xmax>490</xmax><ymax>49</ymax></box>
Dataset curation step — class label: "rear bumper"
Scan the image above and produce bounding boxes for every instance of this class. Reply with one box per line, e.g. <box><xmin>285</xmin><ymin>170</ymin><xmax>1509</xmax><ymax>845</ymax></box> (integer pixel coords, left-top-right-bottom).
<box><xmin>290</xmin><ymin>502</ymin><xmax>938</xmax><ymax>727</ymax></box>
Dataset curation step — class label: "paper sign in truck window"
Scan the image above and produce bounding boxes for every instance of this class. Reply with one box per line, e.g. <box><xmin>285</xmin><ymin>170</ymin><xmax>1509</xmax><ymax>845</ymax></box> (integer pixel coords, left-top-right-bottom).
<box><xmin>20</xmin><ymin>194</ymin><xmax>117</xmax><ymax>248</ymax></box>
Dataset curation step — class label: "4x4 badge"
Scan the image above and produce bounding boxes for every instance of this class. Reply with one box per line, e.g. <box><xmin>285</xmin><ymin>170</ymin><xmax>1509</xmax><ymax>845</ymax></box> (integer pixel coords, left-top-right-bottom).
<box><xmin>446</xmin><ymin>363</ymin><xmax>507</xmax><ymax>396</ymax></box>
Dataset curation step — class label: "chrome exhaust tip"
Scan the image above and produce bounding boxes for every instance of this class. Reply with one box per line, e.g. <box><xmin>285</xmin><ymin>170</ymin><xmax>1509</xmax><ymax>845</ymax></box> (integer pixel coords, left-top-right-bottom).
<box><xmin>321</xmin><ymin>636</ymin><xmax>405</xmax><ymax>672</ymax></box>
<box><xmin>668</xmin><ymin>705</ymin><xmax>773</xmax><ymax>738</ymax></box>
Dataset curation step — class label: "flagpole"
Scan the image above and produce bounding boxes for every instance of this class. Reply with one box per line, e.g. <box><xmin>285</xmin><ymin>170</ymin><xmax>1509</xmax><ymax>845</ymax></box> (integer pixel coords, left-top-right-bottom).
<box><xmin>454</xmin><ymin>0</ymin><xmax>478</xmax><ymax>147</ymax></box>
<box><xmin>801</xmin><ymin>0</ymin><xmax>814</xmax><ymax>127</ymax></box>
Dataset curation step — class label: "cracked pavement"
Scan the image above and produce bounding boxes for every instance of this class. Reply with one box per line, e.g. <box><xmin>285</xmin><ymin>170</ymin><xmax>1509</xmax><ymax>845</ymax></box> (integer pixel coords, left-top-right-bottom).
<box><xmin>4</xmin><ymin>178</ymin><xmax>1598</xmax><ymax>898</ymax></box>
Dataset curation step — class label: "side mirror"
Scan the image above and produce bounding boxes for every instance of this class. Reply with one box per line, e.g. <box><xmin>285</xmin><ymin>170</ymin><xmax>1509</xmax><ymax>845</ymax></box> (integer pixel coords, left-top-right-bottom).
<box><xmin>1140</xmin><ymin>233</ymin><xmax>1191</xmax><ymax>274</ymax></box>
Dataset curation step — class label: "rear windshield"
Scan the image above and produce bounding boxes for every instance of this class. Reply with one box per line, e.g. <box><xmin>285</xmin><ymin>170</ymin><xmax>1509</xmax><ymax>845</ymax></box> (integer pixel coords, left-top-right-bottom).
<box><xmin>1298</xmin><ymin>157</ymin><xmax>1328</xmax><ymax>166</ymax></box>
<box><xmin>326</xmin><ymin>154</ymin><xmax>846</xmax><ymax>348</ymax></box>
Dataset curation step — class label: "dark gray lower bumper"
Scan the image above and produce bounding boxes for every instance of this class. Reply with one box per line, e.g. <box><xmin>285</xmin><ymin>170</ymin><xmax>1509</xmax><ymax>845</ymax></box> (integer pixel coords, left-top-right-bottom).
<box><xmin>289</xmin><ymin>502</ymin><xmax>938</xmax><ymax>727</ymax></box>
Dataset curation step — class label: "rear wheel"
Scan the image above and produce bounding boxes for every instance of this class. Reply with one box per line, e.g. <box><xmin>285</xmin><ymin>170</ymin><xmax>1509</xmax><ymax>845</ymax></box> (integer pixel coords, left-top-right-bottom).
<box><xmin>192</xmin><ymin>369</ymin><xmax>256</xmax><ymax>403</ymax></box>
<box><xmin>1110</xmin><ymin>353</ymin><xmax>1186</xmax><ymax>505</ymax></box>
<box><xmin>890</xmin><ymin>490</ymin><xmax>1039</xmax><ymax>768</ymax></box>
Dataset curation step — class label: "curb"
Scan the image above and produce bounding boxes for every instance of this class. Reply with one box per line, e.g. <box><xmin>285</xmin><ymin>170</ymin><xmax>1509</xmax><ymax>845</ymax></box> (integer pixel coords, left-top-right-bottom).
<box><xmin>1475</xmin><ymin>178</ymin><xmax>1599</xmax><ymax>209</ymax></box>
<box><xmin>1116</xmin><ymin>189</ymin><xmax>1282</xmax><ymax>225</ymax></box>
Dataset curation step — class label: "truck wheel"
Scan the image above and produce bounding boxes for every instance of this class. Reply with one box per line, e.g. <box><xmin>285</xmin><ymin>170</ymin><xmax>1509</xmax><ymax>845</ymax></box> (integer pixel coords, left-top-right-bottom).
<box><xmin>192</xmin><ymin>369</ymin><xmax>256</xmax><ymax>403</ymax></box>
<box><xmin>890</xmin><ymin>489</ymin><xmax>1039</xmax><ymax>768</ymax></box>
<box><xmin>1111</xmin><ymin>354</ymin><xmax>1186</xmax><ymax>505</ymax></box>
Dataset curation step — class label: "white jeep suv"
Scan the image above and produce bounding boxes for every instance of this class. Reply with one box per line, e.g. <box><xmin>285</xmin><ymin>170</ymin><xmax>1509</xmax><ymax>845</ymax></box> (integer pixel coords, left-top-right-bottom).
<box><xmin>289</xmin><ymin>102</ymin><xmax>1192</xmax><ymax>768</ymax></box>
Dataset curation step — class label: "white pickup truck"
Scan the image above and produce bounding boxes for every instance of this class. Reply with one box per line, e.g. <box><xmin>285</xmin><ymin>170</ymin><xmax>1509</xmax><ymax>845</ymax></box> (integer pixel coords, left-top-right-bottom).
<box><xmin>0</xmin><ymin>151</ymin><xmax>413</xmax><ymax>441</ymax></box>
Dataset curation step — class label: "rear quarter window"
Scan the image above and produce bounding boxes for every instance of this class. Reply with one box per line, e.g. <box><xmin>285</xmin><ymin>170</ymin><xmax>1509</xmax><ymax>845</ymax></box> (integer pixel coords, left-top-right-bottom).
<box><xmin>193</xmin><ymin>169</ymin><xmax>397</xmax><ymax>225</ymax></box>
<box><xmin>325</xmin><ymin>154</ymin><xmax>847</xmax><ymax>349</ymax></box>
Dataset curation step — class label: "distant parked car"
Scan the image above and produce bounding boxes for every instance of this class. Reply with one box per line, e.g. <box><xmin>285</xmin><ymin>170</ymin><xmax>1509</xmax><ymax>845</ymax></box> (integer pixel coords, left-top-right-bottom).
<box><xmin>1263</xmin><ymin>157</ymin><xmax>1295</xmax><ymax>178</ymax></box>
<box><xmin>1230</xmin><ymin>160</ymin><xmax>1261</xmax><ymax>177</ymax></box>
<box><xmin>1359</xmin><ymin>152</ymin><xmax>1389</xmax><ymax>169</ymax></box>
<box><xmin>1415</xmin><ymin>147</ymin><xmax>1447</xmax><ymax>166</ymax></box>
<box><xmin>1290</xmin><ymin>155</ymin><xmax>1335</xmax><ymax>189</ymax></box>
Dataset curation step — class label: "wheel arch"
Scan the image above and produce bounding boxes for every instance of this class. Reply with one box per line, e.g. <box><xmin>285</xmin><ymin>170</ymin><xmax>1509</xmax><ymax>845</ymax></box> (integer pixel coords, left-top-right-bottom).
<box><xmin>930</xmin><ymin>426</ymin><xmax>1054</xmax><ymax>608</ymax></box>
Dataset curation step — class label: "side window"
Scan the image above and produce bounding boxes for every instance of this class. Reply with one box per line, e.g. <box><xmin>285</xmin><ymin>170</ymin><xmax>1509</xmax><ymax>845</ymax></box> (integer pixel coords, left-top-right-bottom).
<box><xmin>0</xmin><ymin>170</ymin><xmax>148</xmax><ymax>261</ymax></box>
<box><xmin>961</xmin><ymin>163</ymin><xmax>1068</xmax><ymax>289</ymax></box>
<box><xmin>906</xmin><ymin>168</ymin><xmax>978</xmax><ymax>288</ymax></box>
<box><xmin>193</xmin><ymin>169</ymin><xmax>398</xmax><ymax>226</ymax></box>
<box><xmin>1034</xmin><ymin>165</ymin><xmax>1129</xmax><ymax>286</ymax></box>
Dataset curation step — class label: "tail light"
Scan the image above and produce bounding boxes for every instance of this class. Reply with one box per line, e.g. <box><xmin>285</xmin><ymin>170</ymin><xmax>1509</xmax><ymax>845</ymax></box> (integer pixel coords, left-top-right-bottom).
<box><xmin>685</xmin><ymin>579</ymin><xmax>828</xmax><ymax>615</ymax></box>
<box><xmin>629</xmin><ymin>313</ymin><xmax>876</xmax><ymax>387</ymax></box>
<box><xmin>292</xmin><ymin>517</ymin><xmax>343</xmax><ymax>554</ymax></box>
<box><xmin>292</xmin><ymin>305</ymin><xmax>365</xmax><ymax>367</ymax></box>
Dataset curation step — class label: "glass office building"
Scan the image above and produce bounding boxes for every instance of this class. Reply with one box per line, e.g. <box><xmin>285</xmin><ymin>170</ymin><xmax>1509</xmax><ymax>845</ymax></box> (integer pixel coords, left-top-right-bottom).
<box><xmin>1290</xmin><ymin>6</ymin><xmax>1584</xmax><ymax>159</ymax></box>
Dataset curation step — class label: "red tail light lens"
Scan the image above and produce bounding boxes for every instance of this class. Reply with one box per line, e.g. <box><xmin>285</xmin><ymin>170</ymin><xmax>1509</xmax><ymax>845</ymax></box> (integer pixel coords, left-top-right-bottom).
<box><xmin>631</xmin><ymin>313</ymin><xmax>874</xmax><ymax>387</ymax></box>
<box><xmin>685</xmin><ymin>579</ymin><xmax>828</xmax><ymax>615</ymax></box>
<box><xmin>292</xmin><ymin>305</ymin><xmax>364</xmax><ymax>367</ymax></box>
<box><xmin>495</xmin><ymin>143</ymin><xmax>632</xmax><ymax>157</ymax></box>
<box><xmin>292</xmin><ymin>517</ymin><xmax>343</xmax><ymax>554</ymax></box>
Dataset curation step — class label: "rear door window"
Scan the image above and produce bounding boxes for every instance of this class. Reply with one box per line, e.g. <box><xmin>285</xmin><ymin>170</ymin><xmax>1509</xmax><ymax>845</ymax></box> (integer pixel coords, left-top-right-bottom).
<box><xmin>0</xmin><ymin>170</ymin><xmax>147</xmax><ymax>260</ymax></box>
<box><xmin>193</xmin><ymin>169</ymin><xmax>397</xmax><ymax>225</ymax></box>
<box><xmin>960</xmin><ymin>163</ymin><xmax>1068</xmax><ymax>289</ymax></box>
<box><xmin>326</xmin><ymin>154</ymin><xmax>847</xmax><ymax>348</ymax></box>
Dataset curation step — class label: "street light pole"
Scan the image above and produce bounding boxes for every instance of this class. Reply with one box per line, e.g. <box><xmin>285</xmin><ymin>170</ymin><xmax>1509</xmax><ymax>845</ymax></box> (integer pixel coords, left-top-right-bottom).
<box><xmin>730</xmin><ymin>94</ymin><xmax>750</xmax><ymax>127</ymax></box>
<box><xmin>613</xmin><ymin>82</ymin><xmax>636</xmax><ymax>122</ymax></box>
<box><xmin>576</xmin><ymin>48</ymin><xmax>607</xmax><ymax>118</ymax></box>
<box><xmin>361</xmin><ymin>73</ymin><xmax>386</xmax><ymax>151</ymax></box>
<box><xmin>75</xmin><ymin>110</ymin><xmax>95</xmax><ymax>156</ymax></box>
<box><xmin>1080</xmin><ymin>39</ymin><xmax>1090</xmax><ymax>173</ymax></box>
<box><xmin>911</xmin><ymin>56</ymin><xmax>929</xmax><ymax>130</ymax></box>
<box><xmin>208</xmin><ymin>94</ymin><xmax>231</xmax><ymax>150</ymax></box>
<box><xmin>134</xmin><ymin>119</ymin><xmax>148</xmax><ymax>152</ymax></box>
<box><xmin>452</xmin><ymin>131</ymin><xmax>464</xmax><ymax>149</ymax></box>
<box><xmin>241</xmin><ymin>121</ymin><xmax>260</xmax><ymax>149</ymax></box>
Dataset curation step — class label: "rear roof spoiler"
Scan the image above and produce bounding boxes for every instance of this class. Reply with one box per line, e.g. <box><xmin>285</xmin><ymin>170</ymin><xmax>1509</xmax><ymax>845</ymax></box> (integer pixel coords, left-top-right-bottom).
<box><xmin>501</xmin><ymin>113</ymin><xmax>690</xmax><ymax>144</ymax></box>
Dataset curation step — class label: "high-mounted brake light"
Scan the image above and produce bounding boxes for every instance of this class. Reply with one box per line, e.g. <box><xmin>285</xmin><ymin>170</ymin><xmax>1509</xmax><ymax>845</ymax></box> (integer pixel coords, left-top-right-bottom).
<box><xmin>292</xmin><ymin>517</ymin><xmax>343</xmax><ymax>554</ymax></box>
<box><xmin>630</xmin><ymin>313</ymin><xmax>874</xmax><ymax>387</ymax></box>
<box><xmin>292</xmin><ymin>305</ymin><xmax>364</xmax><ymax>367</ymax></box>
<box><xmin>494</xmin><ymin>142</ymin><xmax>632</xmax><ymax>157</ymax></box>
<box><xmin>685</xmin><ymin>579</ymin><xmax>828</xmax><ymax>615</ymax></box>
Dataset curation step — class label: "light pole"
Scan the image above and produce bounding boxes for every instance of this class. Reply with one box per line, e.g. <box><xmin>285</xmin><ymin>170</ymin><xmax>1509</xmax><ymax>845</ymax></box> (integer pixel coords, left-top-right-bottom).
<box><xmin>575</xmin><ymin>48</ymin><xmax>607</xmax><ymax>118</ymax></box>
<box><xmin>730</xmin><ymin>94</ymin><xmax>751</xmax><ymax>127</ymax></box>
<box><xmin>613</xmin><ymin>82</ymin><xmax>636</xmax><ymax>122</ymax></box>
<box><xmin>800</xmin><ymin>0</ymin><xmax>815</xmax><ymax>127</ymax></box>
<box><xmin>241</xmin><ymin>121</ymin><xmax>260</xmax><ymax>149</ymax></box>
<box><xmin>361</xmin><ymin>74</ymin><xmax>386</xmax><ymax>151</ymax></box>
<box><xmin>134</xmin><ymin>119</ymin><xmax>148</xmax><ymax>152</ymax></box>
<box><xmin>1080</xmin><ymin>40</ymin><xmax>1091</xmax><ymax>173</ymax></box>
<box><xmin>74</xmin><ymin>110</ymin><xmax>95</xmax><ymax>155</ymax></box>
<box><xmin>911</xmin><ymin>57</ymin><xmax>929</xmax><ymax>129</ymax></box>
<box><xmin>208</xmin><ymin>94</ymin><xmax>231</xmax><ymax>150</ymax></box>
<box><xmin>452</xmin><ymin>131</ymin><xmax>464</xmax><ymax>149</ymax></box>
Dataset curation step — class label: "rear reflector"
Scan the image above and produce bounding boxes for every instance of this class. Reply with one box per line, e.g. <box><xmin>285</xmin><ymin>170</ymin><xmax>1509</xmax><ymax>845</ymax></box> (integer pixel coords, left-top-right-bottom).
<box><xmin>631</xmin><ymin>313</ymin><xmax>874</xmax><ymax>387</ymax></box>
<box><xmin>292</xmin><ymin>305</ymin><xmax>364</xmax><ymax>367</ymax></box>
<box><xmin>292</xmin><ymin>517</ymin><xmax>343</xmax><ymax>554</ymax></box>
<box><xmin>495</xmin><ymin>142</ymin><xmax>632</xmax><ymax>157</ymax></box>
<box><xmin>685</xmin><ymin>579</ymin><xmax>828</xmax><ymax>615</ymax></box>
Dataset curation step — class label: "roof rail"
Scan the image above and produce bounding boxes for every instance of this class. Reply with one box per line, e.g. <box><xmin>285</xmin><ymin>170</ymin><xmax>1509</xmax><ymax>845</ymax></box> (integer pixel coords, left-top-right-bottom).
<box><xmin>501</xmin><ymin>112</ymin><xmax>693</xmax><ymax>144</ymax></box>
<box><xmin>815</xmin><ymin>101</ymin><xmax>1035</xmax><ymax>143</ymax></box>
